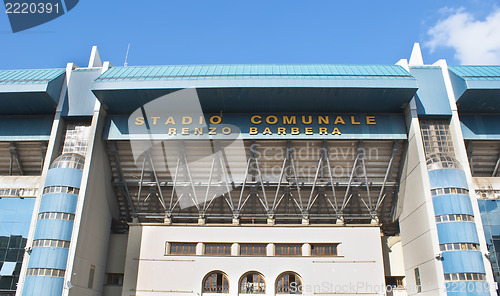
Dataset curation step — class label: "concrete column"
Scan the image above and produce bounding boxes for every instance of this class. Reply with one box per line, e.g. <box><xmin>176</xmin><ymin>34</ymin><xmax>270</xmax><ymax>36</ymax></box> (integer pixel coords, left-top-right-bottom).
<box><xmin>302</xmin><ymin>243</ymin><xmax>311</xmax><ymax>256</ymax></box>
<box><xmin>196</xmin><ymin>243</ymin><xmax>204</xmax><ymax>255</ymax></box>
<box><xmin>231</xmin><ymin>243</ymin><xmax>239</xmax><ymax>256</ymax></box>
<box><xmin>267</xmin><ymin>243</ymin><xmax>275</xmax><ymax>256</ymax></box>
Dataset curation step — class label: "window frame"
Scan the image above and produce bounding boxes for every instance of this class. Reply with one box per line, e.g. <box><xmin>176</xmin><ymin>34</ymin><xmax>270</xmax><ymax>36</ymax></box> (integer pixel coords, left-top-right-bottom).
<box><xmin>310</xmin><ymin>243</ymin><xmax>338</xmax><ymax>256</ymax></box>
<box><xmin>204</xmin><ymin>243</ymin><xmax>232</xmax><ymax>256</ymax></box>
<box><xmin>104</xmin><ymin>273</ymin><xmax>124</xmax><ymax>286</ymax></box>
<box><xmin>203</xmin><ymin>271</ymin><xmax>230</xmax><ymax>294</ymax></box>
<box><xmin>275</xmin><ymin>244</ymin><xmax>302</xmax><ymax>256</ymax></box>
<box><xmin>239</xmin><ymin>271</ymin><xmax>266</xmax><ymax>294</ymax></box>
<box><xmin>276</xmin><ymin>271</ymin><xmax>302</xmax><ymax>294</ymax></box>
<box><xmin>240</xmin><ymin>243</ymin><xmax>267</xmax><ymax>256</ymax></box>
<box><xmin>169</xmin><ymin>242</ymin><xmax>197</xmax><ymax>255</ymax></box>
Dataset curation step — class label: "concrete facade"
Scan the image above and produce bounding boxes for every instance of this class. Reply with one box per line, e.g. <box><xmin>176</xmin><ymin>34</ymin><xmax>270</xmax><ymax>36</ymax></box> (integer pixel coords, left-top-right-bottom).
<box><xmin>0</xmin><ymin>45</ymin><xmax>496</xmax><ymax>296</ymax></box>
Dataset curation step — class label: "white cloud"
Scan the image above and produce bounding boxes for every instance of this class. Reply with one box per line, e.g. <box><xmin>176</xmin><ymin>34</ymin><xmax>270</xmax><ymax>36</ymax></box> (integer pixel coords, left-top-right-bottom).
<box><xmin>426</xmin><ymin>7</ymin><xmax>500</xmax><ymax>65</ymax></box>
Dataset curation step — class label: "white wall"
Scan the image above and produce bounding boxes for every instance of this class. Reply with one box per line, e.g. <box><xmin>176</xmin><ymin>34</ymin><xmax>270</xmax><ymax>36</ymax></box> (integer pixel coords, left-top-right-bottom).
<box><xmin>103</xmin><ymin>234</ymin><xmax>128</xmax><ymax>296</ymax></box>
<box><xmin>122</xmin><ymin>225</ymin><xmax>386</xmax><ymax>296</ymax></box>
<box><xmin>397</xmin><ymin>103</ymin><xmax>444</xmax><ymax>296</ymax></box>
<box><xmin>66</xmin><ymin>107</ymin><xmax>119</xmax><ymax>296</ymax></box>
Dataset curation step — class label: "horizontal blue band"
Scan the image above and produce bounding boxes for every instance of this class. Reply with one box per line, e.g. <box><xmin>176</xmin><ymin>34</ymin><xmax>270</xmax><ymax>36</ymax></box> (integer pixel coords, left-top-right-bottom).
<box><xmin>28</xmin><ymin>247</ymin><xmax>69</xmax><ymax>270</ymax></box>
<box><xmin>39</xmin><ymin>193</ymin><xmax>78</xmax><ymax>214</ymax></box>
<box><xmin>45</xmin><ymin>168</ymin><xmax>83</xmax><ymax>188</ymax></box>
<box><xmin>437</xmin><ymin>222</ymin><xmax>480</xmax><ymax>244</ymax></box>
<box><xmin>433</xmin><ymin>195</ymin><xmax>474</xmax><ymax>216</ymax></box>
<box><xmin>428</xmin><ymin>169</ymin><xmax>468</xmax><ymax>190</ymax></box>
<box><xmin>33</xmin><ymin>219</ymin><xmax>74</xmax><ymax>241</ymax></box>
<box><xmin>22</xmin><ymin>275</ymin><xmax>64</xmax><ymax>296</ymax></box>
<box><xmin>442</xmin><ymin>251</ymin><xmax>486</xmax><ymax>274</ymax></box>
<box><xmin>444</xmin><ymin>282</ymin><xmax>491</xmax><ymax>296</ymax></box>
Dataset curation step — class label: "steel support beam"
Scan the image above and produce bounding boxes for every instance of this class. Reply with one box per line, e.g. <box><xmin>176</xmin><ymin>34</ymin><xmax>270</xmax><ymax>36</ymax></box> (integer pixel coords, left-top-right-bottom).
<box><xmin>109</xmin><ymin>142</ymin><xmax>136</xmax><ymax>218</ymax></box>
<box><xmin>375</xmin><ymin>141</ymin><xmax>398</xmax><ymax>212</ymax></box>
<box><xmin>9</xmin><ymin>142</ymin><xmax>23</xmax><ymax>176</ymax></box>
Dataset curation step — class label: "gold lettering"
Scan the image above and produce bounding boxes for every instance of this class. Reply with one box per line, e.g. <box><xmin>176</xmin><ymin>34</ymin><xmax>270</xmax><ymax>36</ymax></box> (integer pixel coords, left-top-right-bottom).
<box><xmin>366</xmin><ymin>116</ymin><xmax>376</xmax><ymax>125</ymax></box>
<box><xmin>283</xmin><ymin>116</ymin><xmax>296</xmax><ymax>125</ymax></box>
<box><xmin>210</xmin><ymin>116</ymin><xmax>222</xmax><ymax>124</ymax></box>
<box><xmin>302</xmin><ymin>116</ymin><xmax>312</xmax><ymax>124</ymax></box>
<box><xmin>222</xmin><ymin>127</ymin><xmax>231</xmax><ymax>135</ymax></box>
<box><xmin>319</xmin><ymin>127</ymin><xmax>328</xmax><ymax>135</ymax></box>
<box><xmin>165</xmin><ymin>116</ymin><xmax>175</xmax><ymax>125</ymax></box>
<box><xmin>151</xmin><ymin>117</ymin><xmax>160</xmax><ymax>125</ymax></box>
<box><xmin>194</xmin><ymin>128</ymin><xmax>203</xmax><ymax>135</ymax></box>
<box><xmin>291</xmin><ymin>127</ymin><xmax>299</xmax><ymax>135</ymax></box>
<box><xmin>168</xmin><ymin>128</ymin><xmax>177</xmax><ymax>135</ymax></box>
<box><xmin>199</xmin><ymin>116</ymin><xmax>203</xmax><ymax>125</ymax></box>
<box><xmin>181</xmin><ymin>128</ymin><xmax>189</xmax><ymax>135</ymax></box>
<box><xmin>251</xmin><ymin>115</ymin><xmax>262</xmax><ymax>124</ymax></box>
<box><xmin>249</xmin><ymin>127</ymin><xmax>258</xmax><ymax>135</ymax></box>
<box><xmin>305</xmin><ymin>127</ymin><xmax>313</xmax><ymax>135</ymax></box>
<box><xmin>332</xmin><ymin>128</ymin><xmax>341</xmax><ymax>135</ymax></box>
<box><xmin>351</xmin><ymin>116</ymin><xmax>360</xmax><ymax>125</ymax></box>
<box><xmin>334</xmin><ymin>116</ymin><xmax>345</xmax><ymax>125</ymax></box>
<box><xmin>135</xmin><ymin>117</ymin><xmax>144</xmax><ymax>125</ymax></box>
<box><xmin>266</xmin><ymin>115</ymin><xmax>278</xmax><ymax>124</ymax></box>
<box><xmin>182</xmin><ymin>116</ymin><xmax>192</xmax><ymax>124</ymax></box>
<box><xmin>278</xmin><ymin>127</ymin><xmax>286</xmax><ymax>135</ymax></box>
<box><xmin>318</xmin><ymin>116</ymin><xmax>329</xmax><ymax>125</ymax></box>
<box><xmin>263</xmin><ymin>127</ymin><xmax>272</xmax><ymax>135</ymax></box>
<box><xmin>209</xmin><ymin>127</ymin><xmax>217</xmax><ymax>135</ymax></box>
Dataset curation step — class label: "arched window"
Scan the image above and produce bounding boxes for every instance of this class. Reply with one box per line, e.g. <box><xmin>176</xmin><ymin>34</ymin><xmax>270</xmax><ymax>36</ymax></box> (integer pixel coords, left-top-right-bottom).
<box><xmin>239</xmin><ymin>272</ymin><xmax>265</xmax><ymax>294</ymax></box>
<box><xmin>203</xmin><ymin>271</ymin><xmax>229</xmax><ymax>293</ymax></box>
<box><xmin>276</xmin><ymin>272</ymin><xmax>302</xmax><ymax>294</ymax></box>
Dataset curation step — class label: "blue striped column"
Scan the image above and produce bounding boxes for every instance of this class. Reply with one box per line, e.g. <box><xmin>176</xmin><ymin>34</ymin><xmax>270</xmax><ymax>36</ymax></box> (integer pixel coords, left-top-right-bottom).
<box><xmin>23</xmin><ymin>153</ymin><xmax>84</xmax><ymax>296</ymax></box>
<box><xmin>427</xmin><ymin>161</ymin><xmax>489</xmax><ymax>296</ymax></box>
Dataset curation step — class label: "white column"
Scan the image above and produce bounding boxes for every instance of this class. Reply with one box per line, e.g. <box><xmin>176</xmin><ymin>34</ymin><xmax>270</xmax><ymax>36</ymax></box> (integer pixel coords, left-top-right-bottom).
<box><xmin>196</xmin><ymin>243</ymin><xmax>204</xmax><ymax>255</ymax></box>
<box><xmin>302</xmin><ymin>243</ymin><xmax>311</xmax><ymax>256</ymax></box>
<box><xmin>231</xmin><ymin>243</ymin><xmax>239</xmax><ymax>256</ymax></box>
<box><xmin>267</xmin><ymin>243</ymin><xmax>275</xmax><ymax>256</ymax></box>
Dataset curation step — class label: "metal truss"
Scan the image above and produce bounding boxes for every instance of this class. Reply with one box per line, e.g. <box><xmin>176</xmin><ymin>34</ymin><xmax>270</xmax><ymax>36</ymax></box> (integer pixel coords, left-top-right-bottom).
<box><xmin>109</xmin><ymin>142</ymin><xmax>136</xmax><ymax>220</ymax></box>
<box><xmin>110</xmin><ymin>139</ymin><xmax>402</xmax><ymax>224</ymax></box>
<box><xmin>9</xmin><ymin>142</ymin><xmax>23</xmax><ymax>176</ymax></box>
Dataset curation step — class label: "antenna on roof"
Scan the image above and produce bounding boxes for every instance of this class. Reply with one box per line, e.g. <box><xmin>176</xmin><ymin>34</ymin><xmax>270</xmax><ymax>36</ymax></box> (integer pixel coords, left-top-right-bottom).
<box><xmin>124</xmin><ymin>43</ymin><xmax>131</xmax><ymax>67</ymax></box>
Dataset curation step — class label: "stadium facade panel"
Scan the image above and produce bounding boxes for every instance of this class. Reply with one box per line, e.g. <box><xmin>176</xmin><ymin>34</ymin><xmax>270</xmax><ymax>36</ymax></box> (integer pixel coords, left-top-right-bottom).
<box><xmin>0</xmin><ymin>45</ymin><xmax>497</xmax><ymax>296</ymax></box>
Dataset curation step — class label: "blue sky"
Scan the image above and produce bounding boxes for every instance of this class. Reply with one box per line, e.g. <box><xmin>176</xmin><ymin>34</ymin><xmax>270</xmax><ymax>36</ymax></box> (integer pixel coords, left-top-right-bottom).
<box><xmin>1</xmin><ymin>0</ymin><xmax>500</xmax><ymax>69</ymax></box>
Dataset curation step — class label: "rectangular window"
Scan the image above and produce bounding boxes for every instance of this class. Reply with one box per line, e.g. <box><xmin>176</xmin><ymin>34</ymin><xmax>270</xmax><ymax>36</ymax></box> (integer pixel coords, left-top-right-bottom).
<box><xmin>385</xmin><ymin>276</ymin><xmax>405</xmax><ymax>289</ymax></box>
<box><xmin>414</xmin><ymin>268</ymin><xmax>421</xmax><ymax>293</ymax></box>
<box><xmin>105</xmin><ymin>273</ymin><xmax>124</xmax><ymax>286</ymax></box>
<box><xmin>240</xmin><ymin>244</ymin><xmax>266</xmax><ymax>256</ymax></box>
<box><xmin>88</xmin><ymin>265</ymin><xmax>95</xmax><ymax>289</ymax></box>
<box><xmin>205</xmin><ymin>243</ymin><xmax>231</xmax><ymax>256</ymax></box>
<box><xmin>311</xmin><ymin>244</ymin><xmax>338</xmax><ymax>256</ymax></box>
<box><xmin>170</xmin><ymin>243</ymin><xmax>197</xmax><ymax>255</ymax></box>
<box><xmin>275</xmin><ymin>244</ymin><xmax>302</xmax><ymax>256</ymax></box>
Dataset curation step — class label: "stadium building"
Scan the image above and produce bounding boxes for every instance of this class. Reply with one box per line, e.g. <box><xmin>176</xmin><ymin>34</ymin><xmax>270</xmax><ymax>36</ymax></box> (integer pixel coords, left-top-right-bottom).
<box><xmin>0</xmin><ymin>44</ymin><xmax>498</xmax><ymax>296</ymax></box>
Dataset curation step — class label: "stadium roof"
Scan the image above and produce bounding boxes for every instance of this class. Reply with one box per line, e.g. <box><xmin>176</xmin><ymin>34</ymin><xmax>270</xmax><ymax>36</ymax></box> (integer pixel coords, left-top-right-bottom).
<box><xmin>95</xmin><ymin>64</ymin><xmax>414</xmax><ymax>81</ymax></box>
<box><xmin>449</xmin><ymin>65</ymin><xmax>500</xmax><ymax>113</ymax></box>
<box><xmin>92</xmin><ymin>64</ymin><xmax>418</xmax><ymax>114</ymax></box>
<box><xmin>0</xmin><ymin>68</ymin><xmax>65</xmax><ymax>114</ymax></box>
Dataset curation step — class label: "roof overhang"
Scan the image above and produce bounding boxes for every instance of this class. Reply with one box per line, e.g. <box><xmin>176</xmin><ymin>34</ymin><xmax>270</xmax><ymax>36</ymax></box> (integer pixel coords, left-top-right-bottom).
<box><xmin>92</xmin><ymin>86</ymin><xmax>418</xmax><ymax>114</ymax></box>
<box><xmin>0</xmin><ymin>69</ymin><xmax>65</xmax><ymax>114</ymax></box>
<box><xmin>0</xmin><ymin>116</ymin><xmax>53</xmax><ymax>141</ymax></box>
<box><xmin>91</xmin><ymin>65</ymin><xmax>418</xmax><ymax>114</ymax></box>
<box><xmin>449</xmin><ymin>66</ymin><xmax>500</xmax><ymax>113</ymax></box>
<box><xmin>460</xmin><ymin>115</ymin><xmax>500</xmax><ymax>140</ymax></box>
